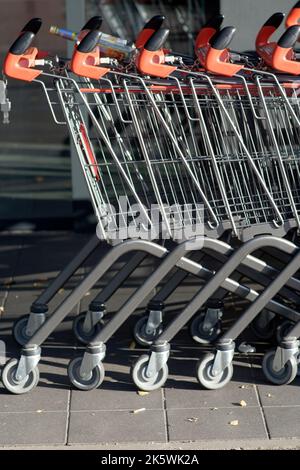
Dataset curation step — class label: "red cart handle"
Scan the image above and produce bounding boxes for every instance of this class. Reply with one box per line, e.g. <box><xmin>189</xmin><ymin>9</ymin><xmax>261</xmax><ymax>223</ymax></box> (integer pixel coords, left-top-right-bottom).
<box><xmin>71</xmin><ymin>30</ymin><xmax>110</xmax><ymax>79</ymax></box>
<box><xmin>257</xmin><ymin>25</ymin><xmax>300</xmax><ymax>74</ymax></box>
<box><xmin>195</xmin><ymin>14</ymin><xmax>224</xmax><ymax>54</ymax></box>
<box><xmin>286</xmin><ymin>1</ymin><xmax>300</xmax><ymax>28</ymax></box>
<box><xmin>256</xmin><ymin>12</ymin><xmax>285</xmax><ymax>48</ymax></box>
<box><xmin>135</xmin><ymin>15</ymin><xmax>165</xmax><ymax>49</ymax></box>
<box><xmin>3</xmin><ymin>18</ymin><xmax>43</xmax><ymax>82</ymax></box>
<box><xmin>135</xmin><ymin>28</ymin><xmax>177</xmax><ymax>78</ymax></box>
<box><xmin>203</xmin><ymin>26</ymin><xmax>244</xmax><ymax>77</ymax></box>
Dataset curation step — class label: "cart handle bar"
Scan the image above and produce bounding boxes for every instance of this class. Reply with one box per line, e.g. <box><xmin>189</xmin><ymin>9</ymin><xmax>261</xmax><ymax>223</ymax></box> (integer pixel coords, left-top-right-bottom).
<box><xmin>286</xmin><ymin>1</ymin><xmax>300</xmax><ymax>33</ymax></box>
<box><xmin>256</xmin><ymin>12</ymin><xmax>285</xmax><ymax>48</ymax></box>
<box><xmin>194</xmin><ymin>14</ymin><xmax>224</xmax><ymax>52</ymax></box>
<box><xmin>135</xmin><ymin>28</ymin><xmax>177</xmax><ymax>78</ymax></box>
<box><xmin>196</xmin><ymin>26</ymin><xmax>244</xmax><ymax>77</ymax></box>
<box><xmin>3</xmin><ymin>18</ymin><xmax>43</xmax><ymax>81</ymax></box>
<box><xmin>257</xmin><ymin>24</ymin><xmax>300</xmax><ymax>74</ymax></box>
<box><xmin>135</xmin><ymin>15</ymin><xmax>165</xmax><ymax>49</ymax></box>
<box><xmin>71</xmin><ymin>30</ymin><xmax>110</xmax><ymax>79</ymax></box>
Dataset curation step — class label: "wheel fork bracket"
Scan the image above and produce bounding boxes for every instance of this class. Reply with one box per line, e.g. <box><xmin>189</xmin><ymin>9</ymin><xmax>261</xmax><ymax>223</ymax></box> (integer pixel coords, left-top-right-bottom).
<box><xmin>146</xmin><ymin>310</ymin><xmax>163</xmax><ymax>335</ymax></box>
<box><xmin>272</xmin><ymin>341</ymin><xmax>299</xmax><ymax>372</ymax></box>
<box><xmin>15</xmin><ymin>348</ymin><xmax>41</xmax><ymax>382</ymax></box>
<box><xmin>212</xmin><ymin>344</ymin><xmax>235</xmax><ymax>377</ymax></box>
<box><xmin>83</xmin><ymin>309</ymin><xmax>105</xmax><ymax>333</ymax></box>
<box><xmin>25</xmin><ymin>313</ymin><xmax>46</xmax><ymax>337</ymax></box>
<box><xmin>79</xmin><ymin>344</ymin><xmax>106</xmax><ymax>379</ymax></box>
<box><xmin>203</xmin><ymin>307</ymin><xmax>222</xmax><ymax>332</ymax></box>
<box><xmin>145</xmin><ymin>347</ymin><xmax>170</xmax><ymax>379</ymax></box>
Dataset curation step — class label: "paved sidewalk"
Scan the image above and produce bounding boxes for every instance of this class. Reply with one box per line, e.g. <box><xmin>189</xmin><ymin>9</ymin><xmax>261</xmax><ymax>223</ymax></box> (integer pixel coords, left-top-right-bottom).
<box><xmin>0</xmin><ymin>232</ymin><xmax>300</xmax><ymax>449</ymax></box>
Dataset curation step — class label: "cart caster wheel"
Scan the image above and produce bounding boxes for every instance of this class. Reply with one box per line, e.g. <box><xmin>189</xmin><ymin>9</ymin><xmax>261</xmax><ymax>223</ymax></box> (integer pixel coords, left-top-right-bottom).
<box><xmin>1</xmin><ymin>358</ymin><xmax>40</xmax><ymax>394</ymax></box>
<box><xmin>131</xmin><ymin>354</ymin><xmax>168</xmax><ymax>391</ymax></box>
<box><xmin>190</xmin><ymin>313</ymin><xmax>221</xmax><ymax>344</ymax></box>
<box><xmin>72</xmin><ymin>313</ymin><xmax>101</xmax><ymax>345</ymax></box>
<box><xmin>250</xmin><ymin>314</ymin><xmax>276</xmax><ymax>340</ymax></box>
<box><xmin>68</xmin><ymin>356</ymin><xmax>105</xmax><ymax>390</ymax></box>
<box><xmin>13</xmin><ymin>315</ymin><xmax>32</xmax><ymax>346</ymax></box>
<box><xmin>196</xmin><ymin>353</ymin><xmax>233</xmax><ymax>390</ymax></box>
<box><xmin>133</xmin><ymin>316</ymin><xmax>163</xmax><ymax>347</ymax></box>
<box><xmin>276</xmin><ymin>320</ymin><xmax>295</xmax><ymax>344</ymax></box>
<box><xmin>262</xmin><ymin>350</ymin><xmax>298</xmax><ymax>385</ymax></box>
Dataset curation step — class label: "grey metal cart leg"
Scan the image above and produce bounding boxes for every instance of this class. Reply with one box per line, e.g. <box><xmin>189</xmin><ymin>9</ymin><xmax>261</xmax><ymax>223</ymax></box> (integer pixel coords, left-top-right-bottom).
<box><xmin>130</xmin><ymin>236</ymin><xmax>300</xmax><ymax>391</ymax></box>
<box><xmin>73</xmin><ymin>251</ymin><xmax>147</xmax><ymax>343</ymax></box>
<box><xmin>13</xmin><ymin>234</ymin><xmax>101</xmax><ymax>345</ymax></box>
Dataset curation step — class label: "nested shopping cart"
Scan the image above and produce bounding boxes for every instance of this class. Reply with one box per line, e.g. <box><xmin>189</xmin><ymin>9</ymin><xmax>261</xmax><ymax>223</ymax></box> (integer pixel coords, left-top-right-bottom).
<box><xmin>2</xmin><ymin>19</ymin><xmax>300</xmax><ymax>394</ymax></box>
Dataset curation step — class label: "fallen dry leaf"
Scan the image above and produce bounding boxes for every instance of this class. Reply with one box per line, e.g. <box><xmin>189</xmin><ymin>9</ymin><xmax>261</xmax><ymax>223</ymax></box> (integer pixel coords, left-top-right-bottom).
<box><xmin>137</xmin><ymin>391</ymin><xmax>149</xmax><ymax>397</ymax></box>
<box><xmin>132</xmin><ymin>408</ymin><xmax>146</xmax><ymax>414</ymax></box>
<box><xmin>239</xmin><ymin>400</ymin><xmax>247</xmax><ymax>407</ymax></box>
<box><xmin>129</xmin><ymin>341</ymin><xmax>136</xmax><ymax>350</ymax></box>
<box><xmin>186</xmin><ymin>417</ymin><xmax>198</xmax><ymax>423</ymax></box>
<box><xmin>58</xmin><ymin>288</ymin><xmax>64</xmax><ymax>294</ymax></box>
<box><xmin>229</xmin><ymin>420</ymin><xmax>239</xmax><ymax>426</ymax></box>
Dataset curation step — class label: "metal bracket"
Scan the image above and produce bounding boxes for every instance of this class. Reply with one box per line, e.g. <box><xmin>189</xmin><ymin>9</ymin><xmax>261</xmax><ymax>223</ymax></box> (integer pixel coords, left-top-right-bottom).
<box><xmin>15</xmin><ymin>349</ymin><xmax>41</xmax><ymax>382</ymax></box>
<box><xmin>256</xmin><ymin>309</ymin><xmax>275</xmax><ymax>329</ymax></box>
<box><xmin>82</xmin><ymin>309</ymin><xmax>105</xmax><ymax>333</ymax></box>
<box><xmin>203</xmin><ymin>307</ymin><xmax>222</xmax><ymax>332</ymax></box>
<box><xmin>79</xmin><ymin>345</ymin><xmax>106</xmax><ymax>379</ymax></box>
<box><xmin>211</xmin><ymin>344</ymin><xmax>235</xmax><ymax>377</ymax></box>
<box><xmin>272</xmin><ymin>343</ymin><xmax>299</xmax><ymax>372</ymax></box>
<box><xmin>0</xmin><ymin>79</ymin><xmax>11</xmax><ymax>124</ymax></box>
<box><xmin>145</xmin><ymin>348</ymin><xmax>170</xmax><ymax>379</ymax></box>
<box><xmin>145</xmin><ymin>310</ymin><xmax>163</xmax><ymax>335</ymax></box>
<box><xmin>25</xmin><ymin>313</ymin><xmax>47</xmax><ymax>337</ymax></box>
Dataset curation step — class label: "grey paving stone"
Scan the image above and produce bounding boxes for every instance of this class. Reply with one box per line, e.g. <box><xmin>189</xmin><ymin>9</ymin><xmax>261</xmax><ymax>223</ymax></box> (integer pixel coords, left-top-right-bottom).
<box><xmin>0</xmin><ymin>386</ymin><xmax>69</xmax><ymax>413</ymax></box>
<box><xmin>68</xmin><ymin>409</ymin><xmax>166</xmax><ymax>444</ymax></box>
<box><xmin>167</xmin><ymin>407</ymin><xmax>267</xmax><ymax>441</ymax></box>
<box><xmin>71</xmin><ymin>382</ymin><xmax>163</xmax><ymax>412</ymax></box>
<box><xmin>165</xmin><ymin>353</ymin><xmax>257</xmax><ymax>409</ymax></box>
<box><xmin>264</xmin><ymin>407</ymin><xmax>300</xmax><ymax>439</ymax></box>
<box><xmin>0</xmin><ymin>411</ymin><xmax>67</xmax><ymax>446</ymax></box>
<box><xmin>256</xmin><ymin>369</ymin><xmax>300</xmax><ymax>407</ymax></box>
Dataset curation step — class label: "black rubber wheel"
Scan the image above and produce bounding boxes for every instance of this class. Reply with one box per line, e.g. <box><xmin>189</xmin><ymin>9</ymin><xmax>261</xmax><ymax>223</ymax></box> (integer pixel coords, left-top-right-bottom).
<box><xmin>68</xmin><ymin>356</ymin><xmax>105</xmax><ymax>390</ymax></box>
<box><xmin>2</xmin><ymin>358</ymin><xmax>40</xmax><ymax>394</ymax></box>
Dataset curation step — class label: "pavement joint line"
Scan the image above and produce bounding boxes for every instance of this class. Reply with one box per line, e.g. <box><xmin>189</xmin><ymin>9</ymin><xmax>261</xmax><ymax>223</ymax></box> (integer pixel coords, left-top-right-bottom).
<box><xmin>69</xmin><ymin>407</ymin><xmax>170</xmax><ymax>413</ymax></box>
<box><xmin>162</xmin><ymin>387</ymin><xmax>170</xmax><ymax>444</ymax></box>
<box><xmin>65</xmin><ymin>387</ymin><xmax>72</xmax><ymax>445</ymax></box>
<box><xmin>253</xmin><ymin>380</ymin><xmax>271</xmax><ymax>440</ymax></box>
<box><xmin>0</xmin><ymin>410</ymin><xmax>68</xmax><ymax>415</ymax></box>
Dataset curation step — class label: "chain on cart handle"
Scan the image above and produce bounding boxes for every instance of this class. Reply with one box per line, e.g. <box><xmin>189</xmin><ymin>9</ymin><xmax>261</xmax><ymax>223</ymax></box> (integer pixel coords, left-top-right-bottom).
<box><xmin>3</xmin><ymin>18</ymin><xmax>43</xmax><ymax>81</ymax></box>
<box><xmin>199</xmin><ymin>26</ymin><xmax>244</xmax><ymax>77</ymax></box>
<box><xmin>286</xmin><ymin>1</ymin><xmax>300</xmax><ymax>30</ymax></box>
<box><xmin>135</xmin><ymin>15</ymin><xmax>165</xmax><ymax>49</ymax></box>
<box><xmin>71</xmin><ymin>30</ymin><xmax>110</xmax><ymax>79</ymax></box>
<box><xmin>135</xmin><ymin>28</ymin><xmax>177</xmax><ymax>78</ymax></box>
<box><xmin>194</xmin><ymin>14</ymin><xmax>224</xmax><ymax>53</ymax></box>
<box><xmin>255</xmin><ymin>12</ymin><xmax>285</xmax><ymax>48</ymax></box>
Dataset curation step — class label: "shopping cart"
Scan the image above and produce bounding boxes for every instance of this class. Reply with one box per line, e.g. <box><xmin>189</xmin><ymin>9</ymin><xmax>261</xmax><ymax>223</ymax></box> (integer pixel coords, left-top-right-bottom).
<box><xmin>10</xmin><ymin>13</ymin><xmax>225</xmax><ymax>348</ymax></box>
<box><xmin>2</xmin><ymin>16</ymin><xmax>300</xmax><ymax>394</ymax></box>
<box><xmin>129</xmin><ymin>24</ymin><xmax>300</xmax><ymax>390</ymax></box>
